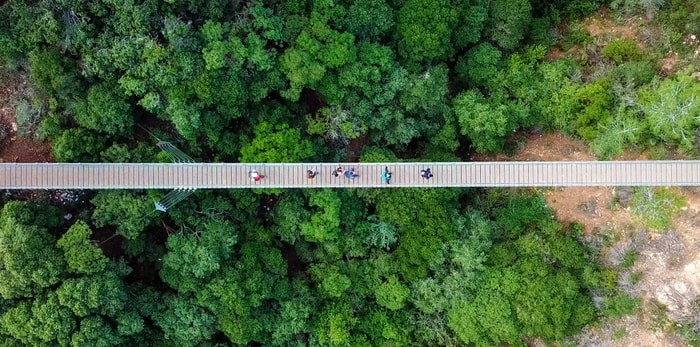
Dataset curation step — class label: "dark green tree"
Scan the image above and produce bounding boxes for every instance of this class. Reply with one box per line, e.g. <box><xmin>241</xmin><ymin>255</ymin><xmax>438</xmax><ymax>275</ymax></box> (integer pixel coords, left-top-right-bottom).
<box><xmin>160</xmin><ymin>219</ymin><xmax>238</xmax><ymax>293</ymax></box>
<box><xmin>154</xmin><ymin>296</ymin><xmax>215</xmax><ymax>347</ymax></box>
<box><xmin>486</xmin><ymin>0</ymin><xmax>532</xmax><ymax>50</ymax></box>
<box><xmin>396</xmin><ymin>0</ymin><xmax>458</xmax><ymax>67</ymax></box>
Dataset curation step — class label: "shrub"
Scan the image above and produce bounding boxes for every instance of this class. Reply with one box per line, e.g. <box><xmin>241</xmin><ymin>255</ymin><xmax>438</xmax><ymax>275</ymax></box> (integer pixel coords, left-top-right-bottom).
<box><xmin>574</xmin><ymin>79</ymin><xmax>614</xmax><ymax>141</ymax></box>
<box><xmin>631</xmin><ymin>187</ymin><xmax>685</xmax><ymax>230</ymax></box>
<box><xmin>35</xmin><ymin>112</ymin><xmax>64</xmax><ymax>141</ymax></box>
<box><xmin>620</xmin><ymin>249</ymin><xmax>637</xmax><ymax>268</ymax></box>
<box><xmin>638</xmin><ymin>75</ymin><xmax>700</xmax><ymax>153</ymax></box>
<box><xmin>603</xmin><ymin>293</ymin><xmax>640</xmax><ymax>317</ymax></box>
<box><xmin>13</xmin><ymin>97</ymin><xmax>44</xmax><ymax>137</ymax></box>
<box><xmin>561</xmin><ymin>23</ymin><xmax>591</xmax><ymax>51</ymax></box>
<box><xmin>675</xmin><ymin>323</ymin><xmax>700</xmax><ymax>346</ymax></box>
<box><xmin>602</xmin><ymin>39</ymin><xmax>642</xmax><ymax>63</ymax></box>
<box><xmin>0</xmin><ymin>123</ymin><xmax>7</xmax><ymax>142</ymax></box>
<box><xmin>611</xmin><ymin>61</ymin><xmax>657</xmax><ymax>85</ymax></box>
<box><xmin>611</xmin><ymin>0</ymin><xmax>667</xmax><ymax>16</ymax></box>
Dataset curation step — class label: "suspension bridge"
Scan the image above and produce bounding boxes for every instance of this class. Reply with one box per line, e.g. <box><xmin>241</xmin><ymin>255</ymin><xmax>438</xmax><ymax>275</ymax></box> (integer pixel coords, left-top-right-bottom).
<box><xmin>2</xmin><ymin>161</ymin><xmax>699</xmax><ymax>190</ymax></box>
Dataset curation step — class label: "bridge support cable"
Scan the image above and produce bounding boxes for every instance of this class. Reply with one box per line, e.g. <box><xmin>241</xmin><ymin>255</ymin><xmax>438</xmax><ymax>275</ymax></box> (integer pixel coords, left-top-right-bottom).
<box><xmin>151</xmin><ymin>138</ymin><xmax>196</xmax><ymax>212</ymax></box>
<box><xmin>154</xmin><ymin>189</ymin><xmax>195</xmax><ymax>212</ymax></box>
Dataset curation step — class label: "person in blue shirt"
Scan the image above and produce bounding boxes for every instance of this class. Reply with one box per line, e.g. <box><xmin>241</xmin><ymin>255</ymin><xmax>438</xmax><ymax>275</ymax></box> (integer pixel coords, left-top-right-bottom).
<box><xmin>344</xmin><ymin>167</ymin><xmax>359</xmax><ymax>180</ymax></box>
<box><xmin>420</xmin><ymin>168</ymin><xmax>433</xmax><ymax>179</ymax></box>
<box><xmin>381</xmin><ymin>166</ymin><xmax>392</xmax><ymax>184</ymax></box>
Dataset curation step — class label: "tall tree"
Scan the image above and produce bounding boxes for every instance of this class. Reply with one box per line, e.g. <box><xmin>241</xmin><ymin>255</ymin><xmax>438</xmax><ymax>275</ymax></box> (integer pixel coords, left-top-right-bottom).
<box><xmin>91</xmin><ymin>192</ymin><xmax>157</xmax><ymax>240</ymax></box>
<box><xmin>0</xmin><ymin>220</ymin><xmax>66</xmax><ymax>299</ymax></box>
<box><xmin>57</xmin><ymin>221</ymin><xmax>109</xmax><ymax>275</ymax></box>
<box><xmin>160</xmin><ymin>219</ymin><xmax>238</xmax><ymax>293</ymax></box>
<box><xmin>486</xmin><ymin>0</ymin><xmax>532</xmax><ymax>50</ymax></box>
<box><xmin>396</xmin><ymin>0</ymin><xmax>457</xmax><ymax>68</ymax></box>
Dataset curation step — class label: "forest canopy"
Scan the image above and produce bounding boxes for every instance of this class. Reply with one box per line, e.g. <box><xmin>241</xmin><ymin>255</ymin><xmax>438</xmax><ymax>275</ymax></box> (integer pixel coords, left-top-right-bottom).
<box><xmin>1</xmin><ymin>0</ymin><xmax>698</xmax><ymax>345</ymax></box>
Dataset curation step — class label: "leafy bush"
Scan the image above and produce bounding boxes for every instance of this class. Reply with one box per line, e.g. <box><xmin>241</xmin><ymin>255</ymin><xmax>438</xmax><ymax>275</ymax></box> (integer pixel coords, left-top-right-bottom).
<box><xmin>630</xmin><ymin>187</ymin><xmax>685</xmax><ymax>230</ymax></box>
<box><xmin>657</xmin><ymin>0</ymin><xmax>700</xmax><ymax>34</ymax></box>
<box><xmin>638</xmin><ymin>74</ymin><xmax>700</xmax><ymax>152</ymax></box>
<box><xmin>35</xmin><ymin>112</ymin><xmax>65</xmax><ymax>140</ymax></box>
<box><xmin>0</xmin><ymin>123</ymin><xmax>7</xmax><ymax>142</ymax></box>
<box><xmin>611</xmin><ymin>0</ymin><xmax>668</xmax><ymax>16</ymax></box>
<box><xmin>611</xmin><ymin>61</ymin><xmax>657</xmax><ymax>86</ymax></box>
<box><xmin>13</xmin><ymin>97</ymin><xmax>43</xmax><ymax>137</ymax></box>
<box><xmin>528</xmin><ymin>17</ymin><xmax>557</xmax><ymax>47</ymax></box>
<box><xmin>590</xmin><ymin>114</ymin><xmax>643</xmax><ymax>159</ymax></box>
<box><xmin>675</xmin><ymin>323</ymin><xmax>700</xmax><ymax>346</ymax></box>
<box><xmin>561</xmin><ymin>23</ymin><xmax>591</xmax><ymax>51</ymax></box>
<box><xmin>603</xmin><ymin>293</ymin><xmax>640</xmax><ymax>317</ymax></box>
<box><xmin>52</xmin><ymin>128</ymin><xmax>106</xmax><ymax>163</ymax></box>
<box><xmin>574</xmin><ymin>79</ymin><xmax>614</xmax><ymax>141</ymax></box>
<box><xmin>560</xmin><ymin>0</ymin><xmax>606</xmax><ymax>18</ymax></box>
<box><xmin>620</xmin><ymin>249</ymin><xmax>637</xmax><ymax>268</ymax></box>
<box><xmin>602</xmin><ymin>39</ymin><xmax>642</xmax><ymax>63</ymax></box>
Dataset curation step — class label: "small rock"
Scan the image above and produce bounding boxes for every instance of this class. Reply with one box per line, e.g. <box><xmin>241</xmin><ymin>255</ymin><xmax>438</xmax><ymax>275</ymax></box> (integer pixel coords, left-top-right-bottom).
<box><xmin>528</xmin><ymin>126</ymin><xmax>543</xmax><ymax>136</ymax></box>
<box><xmin>616</xmin><ymin>187</ymin><xmax>633</xmax><ymax>208</ymax></box>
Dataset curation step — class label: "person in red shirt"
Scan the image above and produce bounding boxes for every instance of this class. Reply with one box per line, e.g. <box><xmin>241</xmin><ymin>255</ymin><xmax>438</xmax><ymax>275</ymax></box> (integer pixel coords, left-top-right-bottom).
<box><xmin>249</xmin><ymin>170</ymin><xmax>264</xmax><ymax>182</ymax></box>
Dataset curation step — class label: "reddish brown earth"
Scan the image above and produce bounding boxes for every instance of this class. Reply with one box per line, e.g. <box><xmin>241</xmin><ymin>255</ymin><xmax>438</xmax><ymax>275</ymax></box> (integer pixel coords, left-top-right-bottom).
<box><xmin>0</xmin><ymin>71</ymin><xmax>53</xmax><ymax>163</ymax></box>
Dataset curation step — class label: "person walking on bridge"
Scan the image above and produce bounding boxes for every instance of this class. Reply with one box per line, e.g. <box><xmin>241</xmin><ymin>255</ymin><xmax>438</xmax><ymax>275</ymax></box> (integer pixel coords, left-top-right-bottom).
<box><xmin>249</xmin><ymin>170</ymin><xmax>264</xmax><ymax>183</ymax></box>
<box><xmin>344</xmin><ymin>167</ymin><xmax>359</xmax><ymax>180</ymax></box>
<box><xmin>420</xmin><ymin>168</ymin><xmax>433</xmax><ymax>180</ymax></box>
<box><xmin>381</xmin><ymin>166</ymin><xmax>392</xmax><ymax>184</ymax></box>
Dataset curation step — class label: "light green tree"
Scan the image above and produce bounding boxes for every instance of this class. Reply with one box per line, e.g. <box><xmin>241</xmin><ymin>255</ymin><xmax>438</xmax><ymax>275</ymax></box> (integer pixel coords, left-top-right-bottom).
<box><xmin>240</xmin><ymin>122</ymin><xmax>314</xmax><ymax>163</ymax></box>
<box><xmin>454</xmin><ymin>90</ymin><xmax>509</xmax><ymax>153</ymax></box>
<box><xmin>57</xmin><ymin>221</ymin><xmax>109</xmax><ymax>274</ymax></box>
<box><xmin>91</xmin><ymin>192</ymin><xmax>157</xmax><ymax>240</ymax></box>
<box><xmin>56</xmin><ymin>271</ymin><xmax>128</xmax><ymax>317</ymax></box>
<box><xmin>74</xmin><ymin>83</ymin><xmax>133</xmax><ymax>135</ymax></box>
<box><xmin>160</xmin><ymin>219</ymin><xmax>238</xmax><ymax>293</ymax></box>
<box><xmin>375</xmin><ymin>275</ymin><xmax>409</xmax><ymax>311</ymax></box>
<box><xmin>0</xmin><ymin>221</ymin><xmax>66</xmax><ymax>299</ymax></box>
<box><xmin>154</xmin><ymin>296</ymin><xmax>215</xmax><ymax>347</ymax></box>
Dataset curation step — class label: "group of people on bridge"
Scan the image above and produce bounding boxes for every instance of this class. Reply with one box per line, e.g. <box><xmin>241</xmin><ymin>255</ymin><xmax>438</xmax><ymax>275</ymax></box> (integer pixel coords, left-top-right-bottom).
<box><xmin>248</xmin><ymin>166</ymin><xmax>434</xmax><ymax>184</ymax></box>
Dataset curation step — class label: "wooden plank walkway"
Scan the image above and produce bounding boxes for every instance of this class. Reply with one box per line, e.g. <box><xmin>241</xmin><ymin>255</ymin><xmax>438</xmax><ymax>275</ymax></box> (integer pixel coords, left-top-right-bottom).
<box><xmin>1</xmin><ymin>161</ymin><xmax>700</xmax><ymax>189</ymax></box>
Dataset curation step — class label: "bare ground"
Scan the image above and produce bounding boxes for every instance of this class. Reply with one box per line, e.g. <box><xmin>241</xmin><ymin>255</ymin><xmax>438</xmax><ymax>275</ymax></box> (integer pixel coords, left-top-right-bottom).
<box><xmin>550</xmin><ymin>6</ymin><xmax>695</xmax><ymax>76</ymax></box>
<box><xmin>0</xmin><ymin>70</ymin><xmax>53</xmax><ymax>163</ymax></box>
<box><xmin>583</xmin><ymin>8</ymin><xmax>645</xmax><ymax>42</ymax></box>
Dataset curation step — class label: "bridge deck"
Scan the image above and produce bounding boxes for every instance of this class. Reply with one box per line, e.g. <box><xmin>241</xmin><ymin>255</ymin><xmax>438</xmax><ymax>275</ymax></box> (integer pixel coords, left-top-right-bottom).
<box><xmin>1</xmin><ymin>161</ymin><xmax>699</xmax><ymax>189</ymax></box>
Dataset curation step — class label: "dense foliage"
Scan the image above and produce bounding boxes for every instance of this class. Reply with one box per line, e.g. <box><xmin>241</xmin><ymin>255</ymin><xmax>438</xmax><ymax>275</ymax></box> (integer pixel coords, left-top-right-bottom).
<box><xmin>1</xmin><ymin>0</ymin><xmax>697</xmax><ymax>345</ymax></box>
<box><xmin>0</xmin><ymin>189</ymin><xmax>616</xmax><ymax>346</ymax></box>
